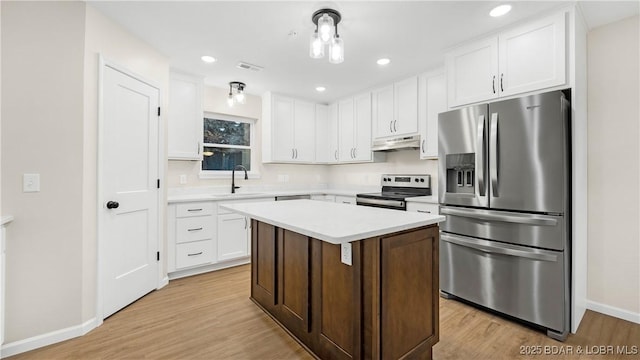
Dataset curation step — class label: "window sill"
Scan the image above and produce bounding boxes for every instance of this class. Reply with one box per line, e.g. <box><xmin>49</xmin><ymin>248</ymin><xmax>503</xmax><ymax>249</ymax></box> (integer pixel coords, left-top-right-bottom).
<box><xmin>199</xmin><ymin>171</ymin><xmax>262</xmax><ymax>180</ymax></box>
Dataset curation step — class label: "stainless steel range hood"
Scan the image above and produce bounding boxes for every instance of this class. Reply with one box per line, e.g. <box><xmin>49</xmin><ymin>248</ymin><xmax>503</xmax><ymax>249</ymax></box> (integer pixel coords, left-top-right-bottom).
<box><xmin>371</xmin><ymin>135</ymin><xmax>421</xmax><ymax>151</ymax></box>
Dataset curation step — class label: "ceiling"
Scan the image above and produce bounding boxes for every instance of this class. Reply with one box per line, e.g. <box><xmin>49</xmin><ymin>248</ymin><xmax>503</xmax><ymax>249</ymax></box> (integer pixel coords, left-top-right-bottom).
<box><xmin>88</xmin><ymin>1</ymin><xmax>639</xmax><ymax>104</ymax></box>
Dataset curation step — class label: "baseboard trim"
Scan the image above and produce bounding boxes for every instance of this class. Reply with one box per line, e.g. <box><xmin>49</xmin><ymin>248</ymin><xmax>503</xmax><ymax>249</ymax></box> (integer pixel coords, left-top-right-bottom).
<box><xmin>168</xmin><ymin>258</ymin><xmax>250</xmax><ymax>280</ymax></box>
<box><xmin>587</xmin><ymin>300</ymin><xmax>640</xmax><ymax>324</ymax></box>
<box><xmin>1</xmin><ymin>317</ymin><xmax>98</xmax><ymax>358</ymax></box>
<box><xmin>157</xmin><ymin>276</ymin><xmax>169</xmax><ymax>290</ymax></box>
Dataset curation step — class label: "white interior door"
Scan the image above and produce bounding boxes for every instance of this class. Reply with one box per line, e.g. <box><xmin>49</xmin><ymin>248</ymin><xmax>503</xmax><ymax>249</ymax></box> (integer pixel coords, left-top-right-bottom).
<box><xmin>101</xmin><ymin>64</ymin><xmax>159</xmax><ymax>318</ymax></box>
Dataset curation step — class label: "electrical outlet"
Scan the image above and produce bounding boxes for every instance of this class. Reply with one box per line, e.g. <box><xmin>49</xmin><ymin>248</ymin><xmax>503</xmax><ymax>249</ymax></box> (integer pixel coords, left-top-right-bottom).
<box><xmin>179</xmin><ymin>174</ymin><xmax>187</xmax><ymax>185</ymax></box>
<box><xmin>341</xmin><ymin>243</ymin><xmax>352</xmax><ymax>266</ymax></box>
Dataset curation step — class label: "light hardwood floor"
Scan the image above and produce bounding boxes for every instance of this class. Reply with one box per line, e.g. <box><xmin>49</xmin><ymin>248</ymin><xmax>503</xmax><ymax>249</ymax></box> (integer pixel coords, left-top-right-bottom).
<box><xmin>8</xmin><ymin>265</ymin><xmax>639</xmax><ymax>359</ymax></box>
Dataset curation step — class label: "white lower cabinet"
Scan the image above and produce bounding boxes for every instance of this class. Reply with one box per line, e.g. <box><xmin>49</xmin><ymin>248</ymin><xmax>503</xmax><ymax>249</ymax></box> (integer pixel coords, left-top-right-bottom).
<box><xmin>217</xmin><ymin>213</ymin><xmax>250</xmax><ymax>261</ymax></box>
<box><xmin>406</xmin><ymin>202</ymin><xmax>439</xmax><ymax>215</ymax></box>
<box><xmin>176</xmin><ymin>240</ymin><xmax>215</xmax><ymax>269</ymax></box>
<box><xmin>335</xmin><ymin>195</ymin><xmax>356</xmax><ymax>205</ymax></box>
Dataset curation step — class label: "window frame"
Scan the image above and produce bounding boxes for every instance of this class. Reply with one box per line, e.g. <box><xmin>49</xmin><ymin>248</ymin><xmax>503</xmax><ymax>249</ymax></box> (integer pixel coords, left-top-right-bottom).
<box><xmin>199</xmin><ymin>112</ymin><xmax>260</xmax><ymax>179</ymax></box>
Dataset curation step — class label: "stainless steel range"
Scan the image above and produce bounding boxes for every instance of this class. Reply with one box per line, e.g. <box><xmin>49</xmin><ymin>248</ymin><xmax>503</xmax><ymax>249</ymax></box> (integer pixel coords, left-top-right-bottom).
<box><xmin>356</xmin><ymin>174</ymin><xmax>431</xmax><ymax>211</ymax></box>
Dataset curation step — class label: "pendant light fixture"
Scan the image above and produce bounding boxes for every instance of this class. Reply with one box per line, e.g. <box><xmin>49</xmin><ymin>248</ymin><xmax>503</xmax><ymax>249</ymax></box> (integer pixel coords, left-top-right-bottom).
<box><xmin>309</xmin><ymin>8</ymin><xmax>343</xmax><ymax>64</ymax></box>
<box><xmin>227</xmin><ymin>81</ymin><xmax>246</xmax><ymax>107</ymax></box>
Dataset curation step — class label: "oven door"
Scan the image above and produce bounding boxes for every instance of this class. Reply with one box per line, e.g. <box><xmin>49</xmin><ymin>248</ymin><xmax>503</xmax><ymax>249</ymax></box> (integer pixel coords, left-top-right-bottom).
<box><xmin>356</xmin><ymin>196</ymin><xmax>405</xmax><ymax>210</ymax></box>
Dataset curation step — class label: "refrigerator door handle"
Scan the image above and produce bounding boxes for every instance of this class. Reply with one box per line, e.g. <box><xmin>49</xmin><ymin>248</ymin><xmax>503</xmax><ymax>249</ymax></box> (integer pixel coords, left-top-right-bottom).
<box><xmin>490</xmin><ymin>112</ymin><xmax>499</xmax><ymax>197</ymax></box>
<box><xmin>476</xmin><ymin>115</ymin><xmax>486</xmax><ymax>196</ymax></box>
<box><xmin>441</xmin><ymin>233</ymin><xmax>558</xmax><ymax>262</ymax></box>
<box><xmin>440</xmin><ymin>207</ymin><xmax>558</xmax><ymax>226</ymax></box>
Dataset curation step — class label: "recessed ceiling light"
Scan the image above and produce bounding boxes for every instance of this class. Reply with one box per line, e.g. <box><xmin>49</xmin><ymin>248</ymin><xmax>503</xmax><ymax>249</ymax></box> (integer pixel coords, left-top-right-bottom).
<box><xmin>489</xmin><ymin>4</ymin><xmax>512</xmax><ymax>17</ymax></box>
<box><xmin>316</xmin><ymin>86</ymin><xmax>326</xmax><ymax>92</ymax></box>
<box><xmin>377</xmin><ymin>58</ymin><xmax>391</xmax><ymax>66</ymax></box>
<box><xmin>201</xmin><ymin>55</ymin><xmax>217</xmax><ymax>63</ymax></box>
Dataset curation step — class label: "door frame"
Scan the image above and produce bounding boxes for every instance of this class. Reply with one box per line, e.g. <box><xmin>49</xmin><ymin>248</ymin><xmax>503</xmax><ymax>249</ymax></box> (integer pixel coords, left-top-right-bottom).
<box><xmin>96</xmin><ymin>55</ymin><xmax>165</xmax><ymax>326</ymax></box>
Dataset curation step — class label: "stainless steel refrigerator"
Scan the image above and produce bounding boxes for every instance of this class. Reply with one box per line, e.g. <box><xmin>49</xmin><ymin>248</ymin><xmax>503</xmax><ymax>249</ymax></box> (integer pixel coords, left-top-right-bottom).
<box><xmin>438</xmin><ymin>90</ymin><xmax>571</xmax><ymax>340</ymax></box>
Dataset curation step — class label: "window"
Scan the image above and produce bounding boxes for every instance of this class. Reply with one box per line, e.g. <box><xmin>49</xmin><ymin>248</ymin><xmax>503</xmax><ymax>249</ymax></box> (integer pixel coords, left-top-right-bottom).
<box><xmin>201</xmin><ymin>113</ymin><xmax>256</xmax><ymax>176</ymax></box>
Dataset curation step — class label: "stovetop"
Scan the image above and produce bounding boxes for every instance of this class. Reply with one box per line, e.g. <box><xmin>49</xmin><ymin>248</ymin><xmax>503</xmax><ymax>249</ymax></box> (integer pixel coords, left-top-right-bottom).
<box><xmin>356</xmin><ymin>174</ymin><xmax>432</xmax><ymax>201</ymax></box>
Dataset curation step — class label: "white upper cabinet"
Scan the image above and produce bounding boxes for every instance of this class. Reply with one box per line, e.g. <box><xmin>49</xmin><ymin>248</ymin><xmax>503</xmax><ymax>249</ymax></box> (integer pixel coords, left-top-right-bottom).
<box><xmin>447</xmin><ymin>12</ymin><xmax>566</xmax><ymax>107</ymax></box>
<box><xmin>339</xmin><ymin>94</ymin><xmax>373</xmax><ymax>162</ymax></box>
<box><xmin>315</xmin><ymin>104</ymin><xmax>329</xmax><ymax>163</ymax></box>
<box><xmin>262</xmin><ymin>92</ymin><xmax>316</xmax><ymax>163</ymax></box>
<box><xmin>327</xmin><ymin>103</ymin><xmax>339</xmax><ymax>164</ymax></box>
<box><xmin>353</xmin><ymin>93</ymin><xmax>373</xmax><ymax>161</ymax></box>
<box><xmin>446</xmin><ymin>37</ymin><xmax>499</xmax><ymax>107</ymax></box>
<box><xmin>293</xmin><ymin>100</ymin><xmax>316</xmax><ymax>162</ymax></box>
<box><xmin>373</xmin><ymin>77</ymin><xmax>419</xmax><ymax>139</ymax></box>
<box><xmin>418</xmin><ymin>70</ymin><xmax>447</xmax><ymax>159</ymax></box>
<box><xmin>168</xmin><ymin>72</ymin><xmax>203</xmax><ymax>160</ymax></box>
<box><xmin>498</xmin><ymin>12</ymin><xmax>566</xmax><ymax>97</ymax></box>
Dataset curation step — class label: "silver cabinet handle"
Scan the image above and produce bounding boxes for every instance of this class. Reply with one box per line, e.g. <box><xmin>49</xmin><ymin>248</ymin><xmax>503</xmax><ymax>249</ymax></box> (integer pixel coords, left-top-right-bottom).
<box><xmin>441</xmin><ymin>233</ymin><xmax>557</xmax><ymax>262</ymax></box>
<box><xmin>477</xmin><ymin>115</ymin><xmax>486</xmax><ymax>196</ymax></box>
<box><xmin>353</xmin><ymin>148</ymin><xmax>357</xmax><ymax>159</ymax></box>
<box><xmin>187</xmin><ymin>227</ymin><xmax>203</xmax><ymax>232</ymax></box>
<box><xmin>500</xmin><ymin>73</ymin><xmax>504</xmax><ymax>92</ymax></box>
<box><xmin>421</xmin><ymin>139</ymin><xmax>425</xmax><ymax>153</ymax></box>
<box><xmin>295</xmin><ymin>148</ymin><xmax>298</xmax><ymax>159</ymax></box>
<box><xmin>187</xmin><ymin>208</ymin><xmax>203</xmax><ymax>212</ymax></box>
<box><xmin>440</xmin><ymin>207</ymin><xmax>558</xmax><ymax>226</ymax></box>
<box><xmin>244</xmin><ymin>217</ymin><xmax>247</xmax><ymax>229</ymax></box>
<box><xmin>416</xmin><ymin>210</ymin><xmax>431</xmax><ymax>213</ymax></box>
<box><xmin>492</xmin><ymin>75</ymin><xmax>496</xmax><ymax>94</ymax></box>
<box><xmin>187</xmin><ymin>252</ymin><xmax>203</xmax><ymax>257</ymax></box>
<box><xmin>291</xmin><ymin>148</ymin><xmax>295</xmax><ymax>159</ymax></box>
<box><xmin>393</xmin><ymin>120</ymin><xmax>397</xmax><ymax>132</ymax></box>
<box><xmin>334</xmin><ymin>150</ymin><xmax>338</xmax><ymax>160</ymax></box>
<box><xmin>389</xmin><ymin>121</ymin><xmax>393</xmax><ymax>133</ymax></box>
<box><xmin>489</xmin><ymin>113</ymin><xmax>499</xmax><ymax>197</ymax></box>
<box><xmin>197</xmin><ymin>141</ymin><xmax>201</xmax><ymax>155</ymax></box>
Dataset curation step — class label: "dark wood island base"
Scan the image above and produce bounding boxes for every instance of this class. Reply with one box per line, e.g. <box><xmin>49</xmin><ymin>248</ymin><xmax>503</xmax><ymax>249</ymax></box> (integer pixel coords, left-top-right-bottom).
<box><xmin>250</xmin><ymin>220</ymin><xmax>439</xmax><ymax>360</ymax></box>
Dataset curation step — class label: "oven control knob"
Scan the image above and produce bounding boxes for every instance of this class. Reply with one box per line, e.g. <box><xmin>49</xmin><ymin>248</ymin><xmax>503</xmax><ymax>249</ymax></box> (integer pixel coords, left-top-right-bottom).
<box><xmin>415</xmin><ymin>178</ymin><xmax>419</xmax><ymax>182</ymax></box>
<box><xmin>420</xmin><ymin>178</ymin><xmax>425</xmax><ymax>182</ymax></box>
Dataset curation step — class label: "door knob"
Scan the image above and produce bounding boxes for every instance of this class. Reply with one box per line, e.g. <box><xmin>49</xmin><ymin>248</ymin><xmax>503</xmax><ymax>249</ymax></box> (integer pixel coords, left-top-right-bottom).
<box><xmin>106</xmin><ymin>201</ymin><xmax>119</xmax><ymax>209</ymax></box>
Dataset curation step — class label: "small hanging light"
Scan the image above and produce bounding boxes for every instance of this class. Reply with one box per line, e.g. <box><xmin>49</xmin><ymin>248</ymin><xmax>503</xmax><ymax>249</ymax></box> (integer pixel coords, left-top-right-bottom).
<box><xmin>309</xmin><ymin>8</ymin><xmax>343</xmax><ymax>64</ymax></box>
<box><xmin>227</xmin><ymin>81</ymin><xmax>247</xmax><ymax>107</ymax></box>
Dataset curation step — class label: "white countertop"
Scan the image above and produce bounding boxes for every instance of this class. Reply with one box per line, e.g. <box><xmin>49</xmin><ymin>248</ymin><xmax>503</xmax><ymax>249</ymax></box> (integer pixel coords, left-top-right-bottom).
<box><xmin>220</xmin><ymin>199</ymin><xmax>445</xmax><ymax>244</ymax></box>
<box><xmin>1</xmin><ymin>215</ymin><xmax>14</xmax><ymax>226</ymax></box>
<box><xmin>167</xmin><ymin>188</ymin><xmax>366</xmax><ymax>203</ymax></box>
<box><xmin>405</xmin><ymin>195</ymin><xmax>439</xmax><ymax>204</ymax></box>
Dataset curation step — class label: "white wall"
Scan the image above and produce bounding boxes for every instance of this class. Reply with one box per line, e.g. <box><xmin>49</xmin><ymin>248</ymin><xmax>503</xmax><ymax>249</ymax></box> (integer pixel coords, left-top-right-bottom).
<box><xmin>587</xmin><ymin>15</ymin><xmax>640</xmax><ymax>319</ymax></box>
<box><xmin>1</xmin><ymin>1</ymin><xmax>86</xmax><ymax>342</ymax></box>
<box><xmin>167</xmin><ymin>87</ymin><xmax>330</xmax><ymax>189</ymax></box>
<box><xmin>0</xmin><ymin>1</ymin><xmax>171</xmax><ymax>350</ymax></box>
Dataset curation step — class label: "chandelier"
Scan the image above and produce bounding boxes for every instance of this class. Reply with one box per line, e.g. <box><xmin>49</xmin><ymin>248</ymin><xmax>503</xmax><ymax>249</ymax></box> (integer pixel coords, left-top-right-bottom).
<box><xmin>309</xmin><ymin>8</ymin><xmax>344</xmax><ymax>64</ymax></box>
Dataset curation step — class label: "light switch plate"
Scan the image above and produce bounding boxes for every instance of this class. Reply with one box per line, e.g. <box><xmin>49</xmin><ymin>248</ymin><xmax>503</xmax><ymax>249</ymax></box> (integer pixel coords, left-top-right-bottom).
<box><xmin>341</xmin><ymin>243</ymin><xmax>352</xmax><ymax>266</ymax></box>
<box><xmin>23</xmin><ymin>173</ymin><xmax>40</xmax><ymax>192</ymax></box>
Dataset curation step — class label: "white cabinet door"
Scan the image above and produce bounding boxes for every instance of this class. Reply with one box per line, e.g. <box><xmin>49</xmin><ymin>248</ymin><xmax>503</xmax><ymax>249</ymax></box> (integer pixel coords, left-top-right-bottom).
<box><xmin>327</xmin><ymin>103</ymin><xmax>339</xmax><ymax>163</ymax></box>
<box><xmin>406</xmin><ymin>202</ymin><xmax>439</xmax><ymax>215</ymax></box>
<box><xmin>315</xmin><ymin>104</ymin><xmax>329</xmax><ymax>163</ymax></box>
<box><xmin>168</xmin><ymin>72</ymin><xmax>203</xmax><ymax>160</ymax></box>
<box><xmin>374</xmin><ymin>85</ymin><xmax>394</xmax><ymax>138</ymax></box>
<box><xmin>217</xmin><ymin>213</ymin><xmax>250</xmax><ymax>262</ymax></box>
<box><xmin>419</xmin><ymin>71</ymin><xmax>446</xmax><ymax>159</ymax></box>
<box><xmin>394</xmin><ymin>76</ymin><xmax>419</xmax><ymax>136</ymax></box>
<box><xmin>294</xmin><ymin>100</ymin><xmax>316</xmax><ymax>162</ymax></box>
<box><xmin>353</xmin><ymin>92</ymin><xmax>373</xmax><ymax>162</ymax></box>
<box><xmin>499</xmin><ymin>12</ymin><xmax>566</xmax><ymax>97</ymax></box>
<box><xmin>446</xmin><ymin>37</ymin><xmax>499</xmax><ymax>107</ymax></box>
<box><xmin>338</xmin><ymin>98</ymin><xmax>355</xmax><ymax>161</ymax></box>
<box><xmin>271</xmin><ymin>95</ymin><xmax>296</xmax><ymax>161</ymax></box>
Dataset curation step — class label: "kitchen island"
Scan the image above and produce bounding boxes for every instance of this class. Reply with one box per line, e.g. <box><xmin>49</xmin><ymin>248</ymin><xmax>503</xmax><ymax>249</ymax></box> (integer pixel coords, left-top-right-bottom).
<box><xmin>221</xmin><ymin>200</ymin><xmax>445</xmax><ymax>360</ymax></box>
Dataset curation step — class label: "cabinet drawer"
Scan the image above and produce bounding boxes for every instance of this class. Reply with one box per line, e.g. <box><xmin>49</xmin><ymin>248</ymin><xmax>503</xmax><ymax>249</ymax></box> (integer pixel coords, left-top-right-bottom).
<box><xmin>406</xmin><ymin>202</ymin><xmax>439</xmax><ymax>214</ymax></box>
<box><xmin>176</xmin><ymin>202</ymin><xmax>214</xmax><ymax>217</ymax></box>
<box><xmin>176</xmin><ymin>240</ymin><xmax>214</xmax><ymax>269</ymax></box>
<box><xmin>176</xmin><ymin>217</ymin><xmax>214</xmax><ymax>244</ymax></box>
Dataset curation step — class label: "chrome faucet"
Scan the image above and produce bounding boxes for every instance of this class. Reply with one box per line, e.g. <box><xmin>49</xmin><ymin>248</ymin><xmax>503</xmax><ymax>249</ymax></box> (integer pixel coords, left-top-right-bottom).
<box><xmin>231</xmin><ymin>165</ymin><xmax>248</xmax><ymax>193</ymax></box>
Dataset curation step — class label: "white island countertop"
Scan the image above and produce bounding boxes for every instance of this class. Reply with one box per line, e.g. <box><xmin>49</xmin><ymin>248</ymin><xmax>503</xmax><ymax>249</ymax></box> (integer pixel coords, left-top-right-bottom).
<box><xmin>220</xmin><ymin>199</ymin><xmax>445</xmax><ymax>244</ymax></box>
